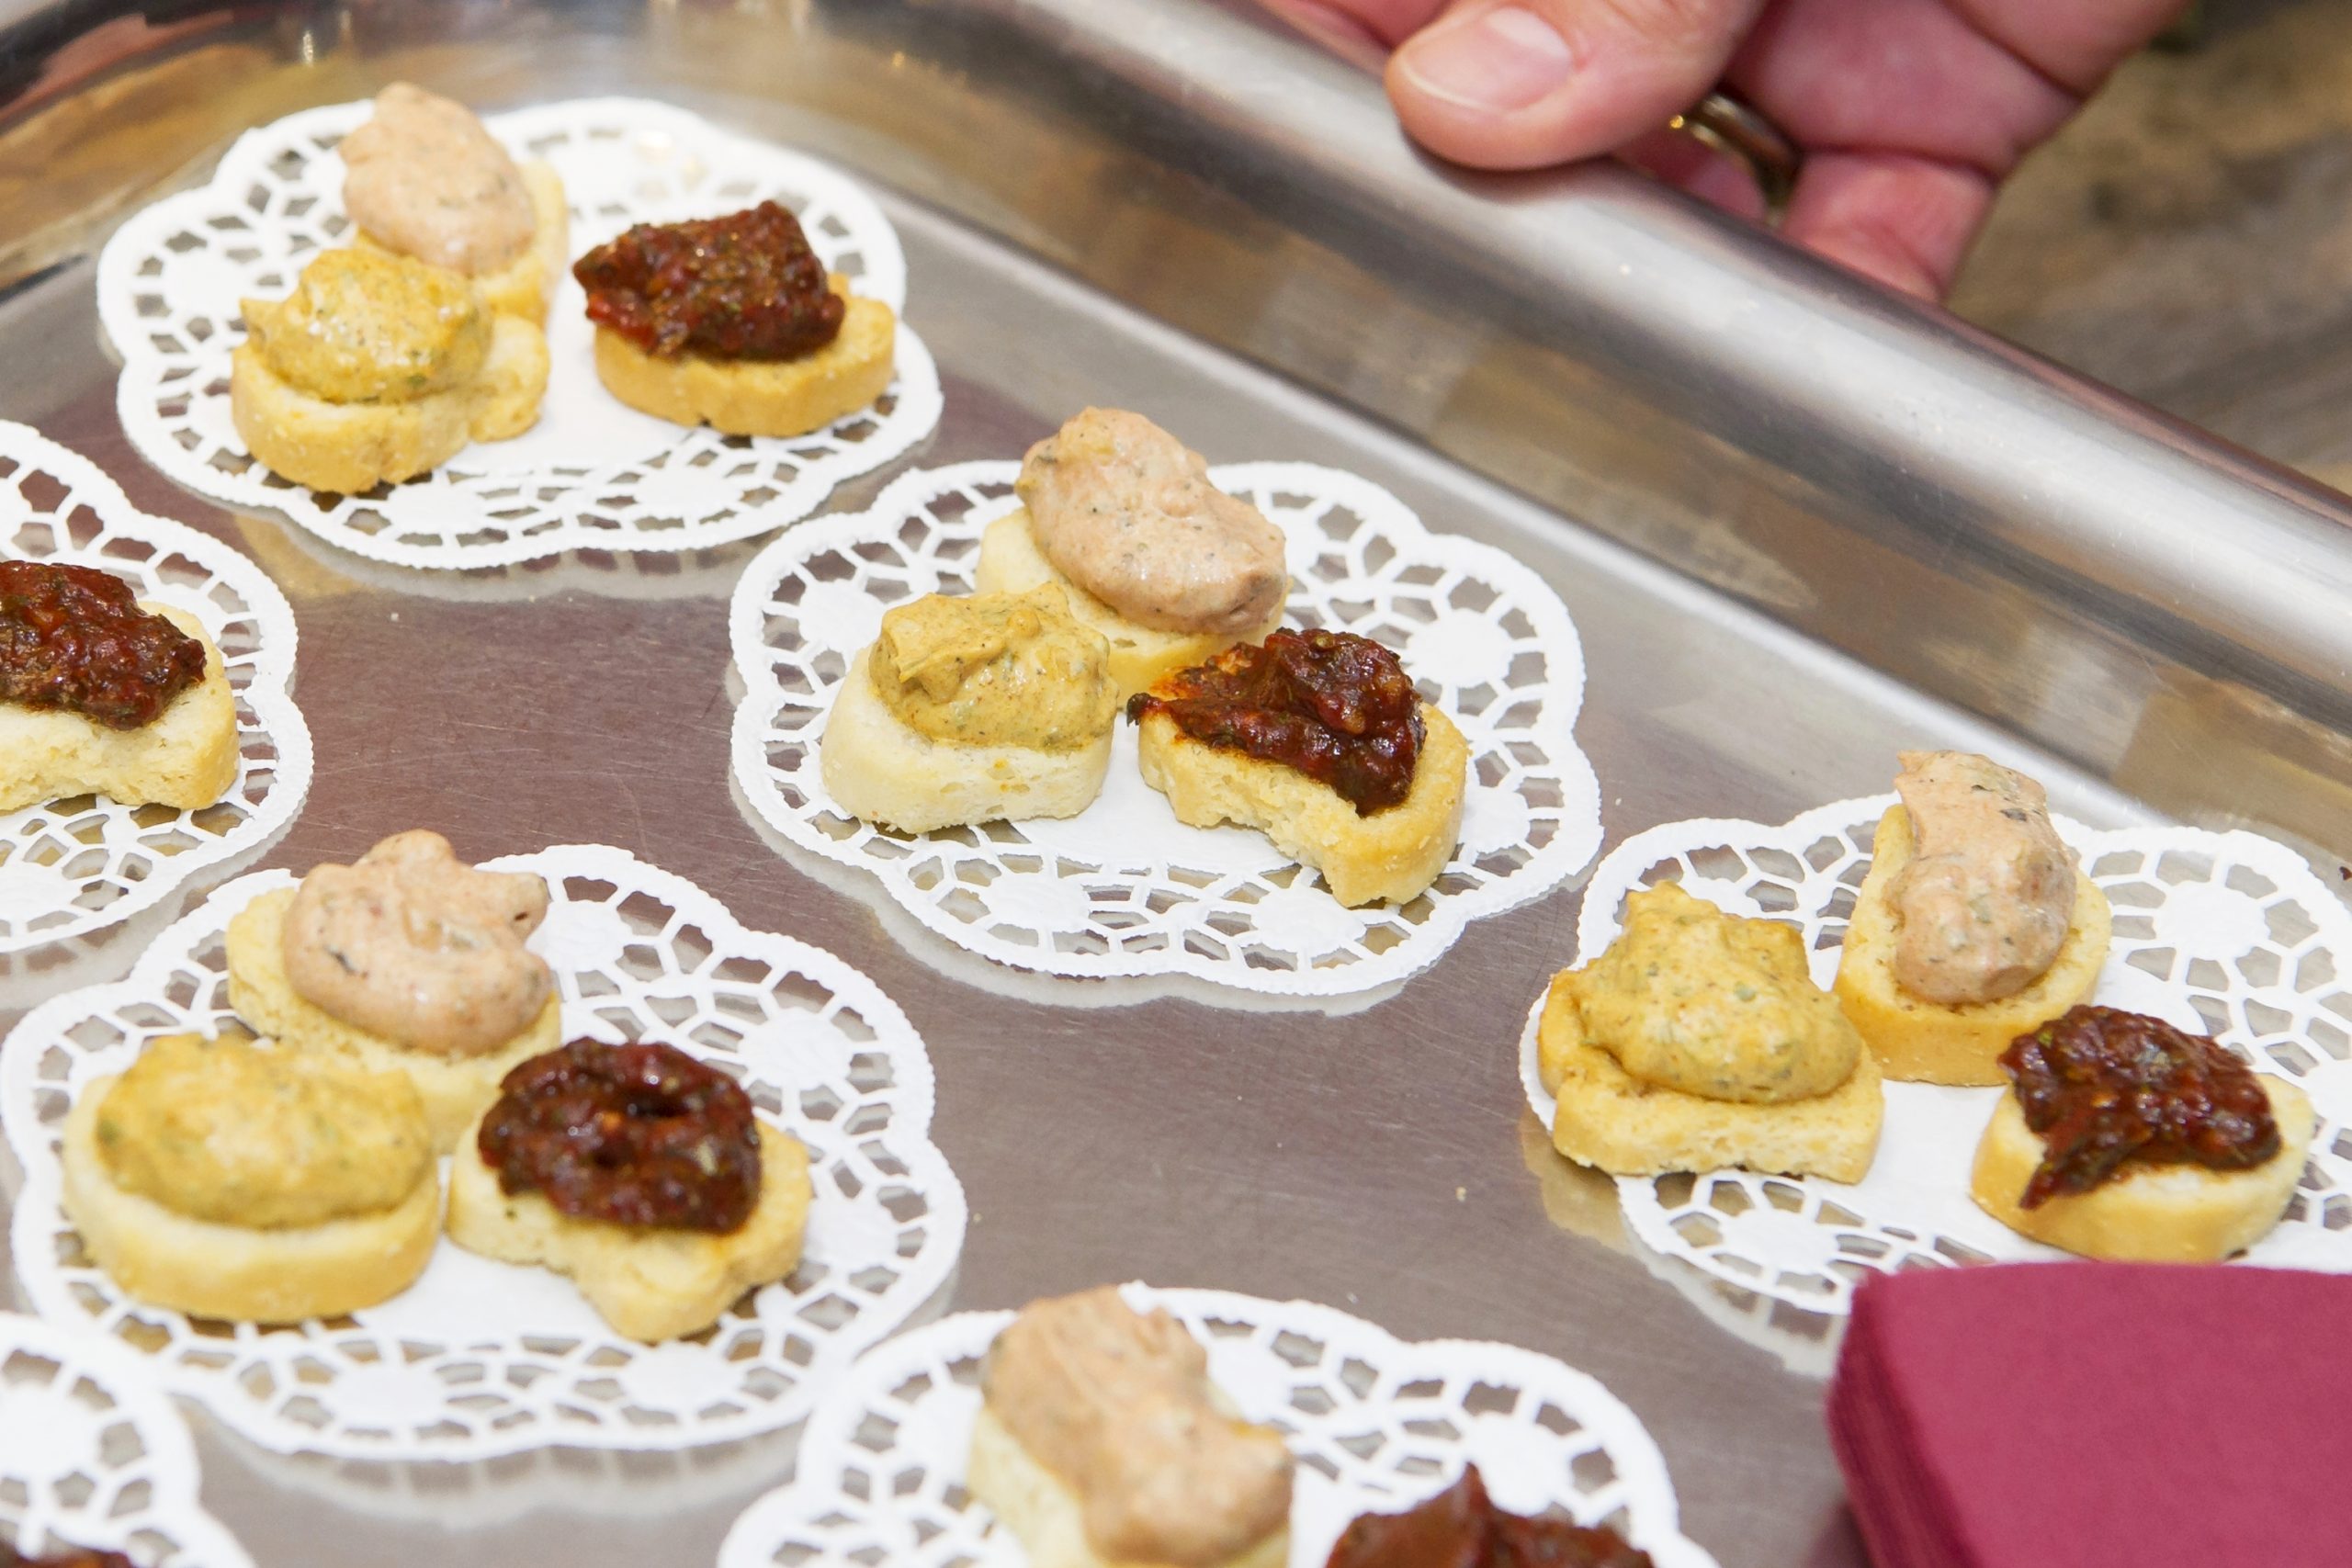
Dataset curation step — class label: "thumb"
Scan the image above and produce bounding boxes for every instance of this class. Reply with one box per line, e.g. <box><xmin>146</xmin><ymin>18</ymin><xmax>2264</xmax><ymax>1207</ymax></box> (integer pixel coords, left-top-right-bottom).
<box><xmin>1387</xmin><ymin>0</ymin><xmax>1764</xmax><ymax>171</ymax></box>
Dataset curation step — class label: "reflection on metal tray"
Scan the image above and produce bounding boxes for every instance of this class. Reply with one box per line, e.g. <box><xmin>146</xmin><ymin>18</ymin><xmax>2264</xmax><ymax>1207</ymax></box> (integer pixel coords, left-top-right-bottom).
<box><xmin>0</xmin><ymin>3</ymin><xmax>2347</xmax><ymax>1568</ymax></box>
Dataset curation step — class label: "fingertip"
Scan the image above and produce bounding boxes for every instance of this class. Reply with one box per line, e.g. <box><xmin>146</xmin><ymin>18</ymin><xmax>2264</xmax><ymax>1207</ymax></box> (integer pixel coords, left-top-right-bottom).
<box><xmin>1781</xmin><ymin>153</ymin><xmax>1992</xmax><ymax>301</ymax></box>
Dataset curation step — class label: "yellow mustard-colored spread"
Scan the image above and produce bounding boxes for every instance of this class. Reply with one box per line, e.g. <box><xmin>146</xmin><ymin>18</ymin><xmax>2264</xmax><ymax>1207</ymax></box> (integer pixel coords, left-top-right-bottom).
<box><xmin>1566</xmin><ymin>883</ymin><xmax>1861</xmax><ymax>1103</ymax></box>
<box><xmin>95</xmin><ymin>1033</ymin><xmax>433</xmax><ymax>1228</ymax></box>
<box><xmin>243</xmin><ymin>249</ymin><xmax>489</xmax><ymax>404</ymax></box>
<box><xmin>869</xmin><ymin>584</ymin><xmax>1116</xmax><ymax>751</ymax></box>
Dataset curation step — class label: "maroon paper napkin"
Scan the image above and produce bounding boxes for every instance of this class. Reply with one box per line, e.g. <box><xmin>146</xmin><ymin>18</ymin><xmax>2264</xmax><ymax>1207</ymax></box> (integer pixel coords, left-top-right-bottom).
<box><xmin>1828</xmin><ymin>1262</ymin><xmax>2352</xmax><ymax>1568</ymax></box>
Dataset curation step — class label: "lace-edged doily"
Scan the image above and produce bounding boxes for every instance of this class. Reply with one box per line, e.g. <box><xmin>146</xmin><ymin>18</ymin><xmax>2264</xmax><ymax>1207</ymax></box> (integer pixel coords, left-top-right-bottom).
<box><xmin>0</xmin><ymin>423</ymin><xmax>311</xmax><ymax>956</ymax></box>
<box><xmin>0</xmin><ymin>844</ymin><xmax>967</xmax><ymax>1460</ymax></box>
<box><xmin>0</xmin><ymin>1311</ymin><xmax>254</xmax><ymax>1567</ymax></box>
<box><xmin>718</xmin><ymin>1285</ymin><xmax>1717</xmax><ymax>1568</ymax></box>
<box><xmin>729</xmin><ymin>461</ymin><xmax>1602</xmax><ymax>996</ymax></box>
<box><xmin>1517</xmin><ymin>796</ymin><xmax>2352</xmax><ymax>1314</ymax></box>
<box><xmin>98</xmin><ymin>96</ymin><xmax>944</xmax><ymax>570</ymax></box>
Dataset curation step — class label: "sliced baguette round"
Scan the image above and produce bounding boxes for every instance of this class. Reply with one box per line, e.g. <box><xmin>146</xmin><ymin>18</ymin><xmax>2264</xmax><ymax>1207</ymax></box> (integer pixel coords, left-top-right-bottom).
<box><xmin>1833</xmin><ymin>807</ymin><xmax>2112</xmax><ymax>1086</ymax></box>
<box><xmin>819</xmin><ymin>647</ymin><xmax>1113</xmax><ymax>833</ymax></box>
<box><xmin>973</xmin><ymin>508</ymin><xmax>1285</xmax><ymax>701</ymax></box>
<box><xmin>0</xmin><ymin>604</ymin><xmax>238</xmax><ymax>813</ymax></box>
<box><xmin>589</xmin><ymin>285</ymin><xmax>895</xmax><ymax>438</ymax></box>
<box><xmin>1132</xmin><ymin>701</ymin><xmax>1467</xmax><ymax>908</ymax></box>
<box><xmin>967</xmin><ymin>1404</ymin><xmax>1291</xmax><ymax>1568</ymax></box>
<box><xmin>223</xmin><ymin>886</ymin><xmax>560</xmax><ymax>1154</ymax></box>
<box><xmin>1538</xmin><ymin>971</ymin><xmax>1884</xmax><ymax>1181</ymax></box>
<box><xmin>1969</xmin><ymin>1076</ymin><xmax>2313</xmax><ymax>1261</ymax></box>
<box><xmin>230</xmin><ymin>310</ymin><xmax>548</xmax><ymax>492</ymax></box>
<box><xmin>353</xmin><ymin>160</ymin><xmax>569</xmax><ymax>322</ymax></box>
<box><xmin>445</xmin><ymin>1114</ymin><xmax>812</xmax><ymax>1343</ymax></box>
<box><xmin>60</xmin><ymin>1073</ymin><xmax>439</xmax><ymax>1323</ymax></box>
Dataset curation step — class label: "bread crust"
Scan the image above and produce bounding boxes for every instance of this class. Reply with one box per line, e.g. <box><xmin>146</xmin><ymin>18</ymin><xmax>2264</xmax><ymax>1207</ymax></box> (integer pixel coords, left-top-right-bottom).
<box><xmin>589</xmin><ymin>285</ymin><xmax>895</xmax><ymax>438</ymax></box>
<box><xmin>967</xmin><ymin>1404</ymin><xmax>1291</xmax><ymax>1568</ymax></box>
<box><xmin>0</xmin><ymin>603</ymin><xmax>239</xmax><ymax>813</ymax></box>
<box><xmin>445</xmin><ymin>1115</ymin><xmax>812</xmax><ymax>1342</ymax></box>
<box><xmin>60</xmin><ymin>1074</ymin><xmax>439</xmax><ymax>1322</ymax></box>
<box><xmin>1133</xmin><ymin>702</ymin><xmax>1467</xmax><ymax>908</ymax></box>
<box><xmin>820</xmin><ymin>647</ymin><xmax>1113</xmax><ymax>832</ymax></box>
<box><xmin>224</xmin><ymin>886</ymin><xmax>562</xmax><ymax>1154</ymax></box>
<box><xmin>1834</xmin><ymin>807</ymin><xmax>2112</xmax><ymax>1086</ymax></box>
<box><xmin>1538</xmin><ymin>971</ymin><xmax>1884</xmax><ymax>1181</ymax></box>
<box><xmin>1969</xmin><ymin>1076</ymin><xmax>2314</xmax><ymax>1261</ymax></box>
<box><xmin>231</xmin><ymin>305</ymin><xmax>547</xmax><ymax>493</ymax></box>
<box><xmin>354</xmin><ymin>160</ymin><xmax>568</xmax><ymax>323</ymax></box>
<box><xmin>973</xmin><ymin>509</ymin><xmax>1285</xmax><ymax>701</ymax></box>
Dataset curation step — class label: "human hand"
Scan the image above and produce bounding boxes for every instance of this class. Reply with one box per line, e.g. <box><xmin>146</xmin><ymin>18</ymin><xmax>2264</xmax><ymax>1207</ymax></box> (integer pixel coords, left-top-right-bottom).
<box><xmin>1258</xmin><ymin>0</ymin><xmax>2185</xmax><ymax>298</ymax></box>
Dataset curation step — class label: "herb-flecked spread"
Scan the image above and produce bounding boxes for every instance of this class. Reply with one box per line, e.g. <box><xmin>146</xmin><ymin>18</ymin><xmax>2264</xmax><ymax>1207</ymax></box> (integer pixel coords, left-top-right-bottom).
<box><xmin>1</xmin><ymin>1544</ymin><xmax>137</xmax><ymax>1568</ymax></box>
<box><xmin>1325</xmin><ymin>1464</ymin><xmax>1655</xmax><ymax>1568</ymax></box>
<box><xmin>572</xmin><ymin>200</ymin><xmax>842</xmax><ymax>361</ymax></box>
<box><xmin>1126</xmin><ymin>628</ymin><xmax>1423</xmax><ymax>816</ymax></box>
<box><xmin>2001</xmin><ymin>1005</ymin><xmax>2280</xmax><ymax>1208</ymax></box>
<box><xmin>479</xmin><ymin>1040</ymin><xmax>763</xmax><ymax>1234</ymax></box>
<box><xmin>0</xmin><ymin>561</ymin><xmax>207</xmax><ymax>729</ymax></box>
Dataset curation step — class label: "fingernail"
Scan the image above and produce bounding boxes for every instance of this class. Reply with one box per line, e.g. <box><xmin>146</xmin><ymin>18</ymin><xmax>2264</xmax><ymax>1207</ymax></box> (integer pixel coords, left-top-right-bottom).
<box><xmin>1397</xmin><ymin>6</ymin><xmax>1574</xmax><ymax>113</ymax></box>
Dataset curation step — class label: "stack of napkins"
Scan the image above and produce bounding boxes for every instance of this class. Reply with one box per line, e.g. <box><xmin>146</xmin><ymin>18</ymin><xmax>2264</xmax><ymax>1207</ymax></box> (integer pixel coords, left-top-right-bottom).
<box><xmin>1828</xmin><ymin>1262</ymin><xmax>2352</xmax><ymax>1568</ymax></box>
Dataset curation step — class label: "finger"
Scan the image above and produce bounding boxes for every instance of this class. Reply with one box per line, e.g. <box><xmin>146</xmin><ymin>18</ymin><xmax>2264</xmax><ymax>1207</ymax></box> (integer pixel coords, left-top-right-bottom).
<box><xmin>1779</xmin><ymin>151</ymin><xmax>1993</xmax><ymax>299</ymax></box>
<box><xmin>1258</xmin><ymin>0</ymin><xmax>1452</xmax><ymax>49</ymax></box>
<box><xmin>1386</xmin><ymin>0</ymin><xmax>1767</xmax><ymax>171</ymax></box>
<box><xmin>1942</xmin><ymin>0</ymin><xmax>2188</xmax><ymax>93</ymax></box>
<box><xmin>1617</xmin><ymin>127</ymin><xmax>1770</xmax><ymax>221</ymax></box>
<box><xmin>1723</xmin><ymin>0</ymin><xmax>2077</xmax><ymax>179</ymax></box>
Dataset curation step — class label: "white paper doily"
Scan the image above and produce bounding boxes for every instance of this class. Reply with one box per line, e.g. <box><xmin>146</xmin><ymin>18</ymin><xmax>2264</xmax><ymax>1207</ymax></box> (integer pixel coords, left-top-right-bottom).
<box><xmin>0</xmin><ymin>844</ymin><xmax>967</xmax><ymax>1460</ymax></box>
<box><xmin>0</xmin><ymin>422</ymin><xmax>311</xmax><ymax>955</ymax></box>
<box><xmin>98</xmin><ymin>96</ymin><xmax>944</xmax><ymax>569</ymax></box>
<box><xmin>729</xmin><ymin>461</ymin><xmax>1602</xmax><ymax>996</ymax></box>
<box><xmin>719</xmin><ymin>1285</ymin><xmax>1715</xmax><ymax>1568</ymax></box>
<box><xmin>0</xmin><ymin>1310</ymin><xmax>254</xmax><ymax>1567</ymax></box>
<box><xmin>1518</xmin><ymin>795</ymin><xmax>2352</xmax><ymax>1314</ymax></box>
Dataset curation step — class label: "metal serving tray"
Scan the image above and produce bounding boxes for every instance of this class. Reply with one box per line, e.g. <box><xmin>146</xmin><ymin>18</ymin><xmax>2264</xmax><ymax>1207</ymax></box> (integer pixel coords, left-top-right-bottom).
<box><xmin>2</xmin><ymin>3</ymin><xmax>2348</xmax><ymax>1565</ymax></box>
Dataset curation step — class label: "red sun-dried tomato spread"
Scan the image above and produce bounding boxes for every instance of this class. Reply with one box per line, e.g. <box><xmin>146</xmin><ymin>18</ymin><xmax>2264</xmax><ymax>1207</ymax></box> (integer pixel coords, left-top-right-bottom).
<box><xmin>478</xmin><ymin>1039</ymin><xmax>763</xmax><ymax>1234</ymax></box>
<box><xmin>0</xmin><ymin>560</ymin><xmax>207</xmax><ymax>730</ymax></box>
<box><xmin>1126</xmin><ymin>627</ymin><xmax>1424</xmax><ymax>815</ymax></box>
<box><xmin>2000</xmin><ymin>1005</ymin><xmax>2280</xmax><ymax>1208</ymax></box>
<box><xmin>1326</xmin><ymin>1465</ymin><xmax>1655</xmax><ymax>1568</ymax></box>
<box><xmin>1</xmin><ymin>1546</ymin><xmax>135</xmax><ymax>1568</ymax></box>
<box><xmin>572</xmin><ymin>200</ymin><xmax>843</xmax><ymax>361</ymax></box>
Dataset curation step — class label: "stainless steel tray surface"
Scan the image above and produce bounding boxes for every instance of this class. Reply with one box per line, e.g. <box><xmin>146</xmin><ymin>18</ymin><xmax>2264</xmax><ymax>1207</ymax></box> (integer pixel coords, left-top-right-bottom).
<box><xmin>0</xmin><ymin>4</ymin><xmax>2347</xmax><ymax>1568</ymax></box>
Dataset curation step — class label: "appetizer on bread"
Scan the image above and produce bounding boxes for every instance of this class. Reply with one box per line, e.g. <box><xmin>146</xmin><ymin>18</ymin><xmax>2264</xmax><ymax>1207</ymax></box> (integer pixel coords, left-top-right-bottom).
<box><xmin>342</xmin><ymin>83</ymin><xmax>570</xmax><ymax>323</ymax></box>
<box><xmin>0</xmin><ymin>561</ymin><xmax>238</xmax><ymax>812</ymax></box>
<box><xmin>1834</xmin><ymin>751</ymin><xmax>2112</xmax><ymax>1085</ymax></box>
<box><xmin>446</xmin><ymin>1039</ymin><xmax>812</xmax><ymax>1342</ymax></box>
<box><xmin>225</xmin><ymin>830</ymin><xmax>560</xmax><ymax>1151</ymax></box>
<box><xmin>231</xmin><ymin>248</ymin><xmax>548</xmax><ymax>492</ymax></box>
<box><xmin>1129</xmin><ymin>627</ymin><xmax>1467</xmax><ymax>907</ymax></box>
<box><xmin>1329</xmin><ymin>1464</ymin><xmax>1655</xmax><ymax>1568</ymax></box>
<box><xmin>969</xmin><ymin>1287</ymin><xmax>1293</xmax><ymax>1568</ymax></box>
<box><xmin>976</xmin><ymin>408</ymin><xmax>1288</xmax><ymax>699</ymax></box>
<box><xmin>1969</xmin><ymin>1006</ymin><xmax>2313</xmax><ymax>1262</ymax></box>
<box><xmin>820</xmin><ymin>584</ymin><xmax>1118</xmax><ymax>832</ymax></box>
<box><xmin>61</xmin><ymin>1033</ymin><xmax>439</xmax><ymax>1322</ymax></box>
<box><xmin>1539</xmin><ymin>883</ymin><xmax>1883</xmax><ymax>1182</ymax></box>
<box><xmin>574</xmin><ymin>201</ymin><xmax>894</xmax><ymax>437</ymax></box>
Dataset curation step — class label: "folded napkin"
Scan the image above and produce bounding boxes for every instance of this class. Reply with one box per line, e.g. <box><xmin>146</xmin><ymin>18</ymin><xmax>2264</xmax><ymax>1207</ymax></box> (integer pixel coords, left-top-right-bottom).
<box><xmin>1828</xmin><ymin>1262</ymin><xmax>2352</xmax><ymax>1568</ymax></box>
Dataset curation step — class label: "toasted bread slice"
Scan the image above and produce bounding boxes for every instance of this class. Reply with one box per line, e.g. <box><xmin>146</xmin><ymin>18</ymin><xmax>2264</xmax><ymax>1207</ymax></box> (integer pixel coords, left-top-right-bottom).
<box><xmin>1969</xmin><ymin>1076</ymin><xmax>2313</xmax><ymax>1261</ymax></box>
<box><xmin>230</xmin><ymin>310</ymin><xmax>548</xmax><ymax>492</ymax></box>
<box><xmin>223</xmin><ymin>886</ymin><xmax>561</xmax><ymax>1154</ymax></box>
<box><xmin>1538</xmin><ymin>970</ymin><xmax>1884</xmax><ymax>1181</ymax></box>
<box><xmin>819</xmin><ymin>647</ymin><xmax>1113</xmax><ymax>832</ymax></box>
<box><xmin>589</xmin><ymin>282</ymin><xmax>894</xmax><ymax>438</ymax></box>
<box><xmin>445</xmin><ymin>1115</ymin><xmax>812</xmax><ymax>1343</ymax></box>
<box><xmin>0</xmin><ymin>603</ymin><xmax>238</xmax><ymax>813</ymax></box>
<box><xmin>1132</xmin><ymin>702</ymin><xmax>1466</xmax><ymax>908</ymax></box>
<box><xmin>61</xmin><ymin>1073</ymin><xmax>438</xmax><ymax>1323</ymax></box>
<box><xmin>1834</xmin><ymin>807</ymin><xmax>2112</xmax><ymax>1086</ymax></box>
<box><xmin>973</xmin><ymin>508</ymin><xmax>1285</xmax><ymax>701</ymax></box>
